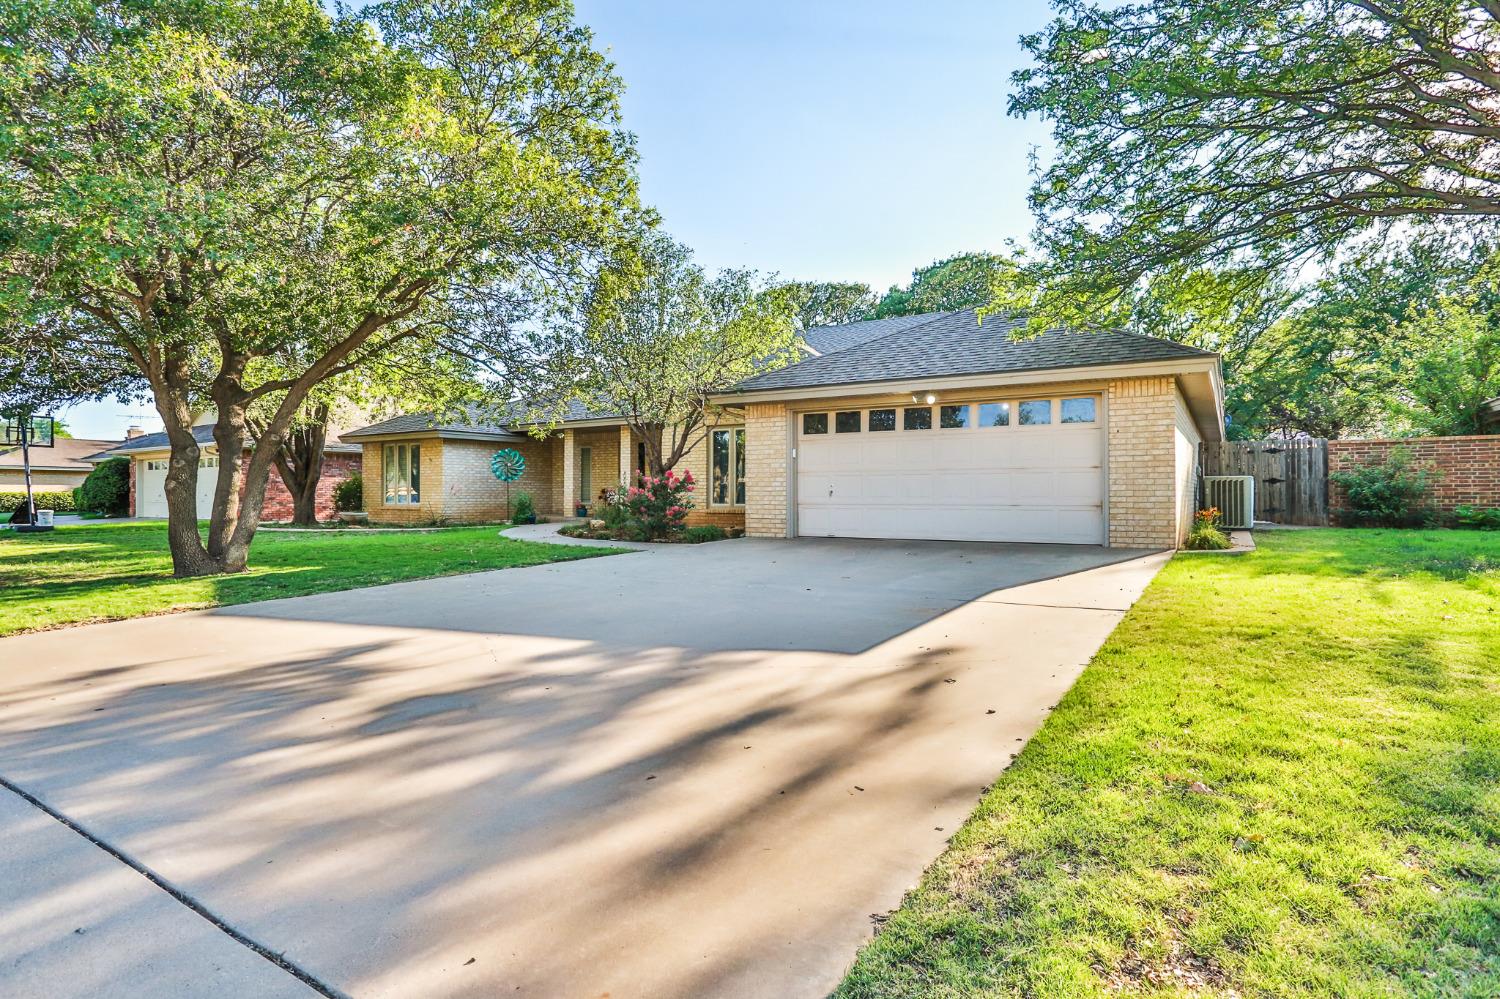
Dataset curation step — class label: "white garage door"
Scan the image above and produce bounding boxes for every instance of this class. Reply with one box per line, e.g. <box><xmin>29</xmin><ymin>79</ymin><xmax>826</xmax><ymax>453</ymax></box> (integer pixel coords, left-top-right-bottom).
<box><xmin>137</xmin><ymin>454</ymin><xmax>220</xmax><ymax>519</ymax></box>
<box><xmin>795</xmin><ymin>395</ymin><xmax>1105</xmax><ymax>545</ymax></box>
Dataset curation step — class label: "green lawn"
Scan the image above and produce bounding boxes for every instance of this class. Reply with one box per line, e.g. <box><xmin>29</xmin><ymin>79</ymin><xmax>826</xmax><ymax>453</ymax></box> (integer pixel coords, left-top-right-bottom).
<box><xmin>0</xmin><ymin>521</ymin><xmax>623</xmax><ymax>636</ymax></box>
<box><xmin>839</xmin><ymin>530</ymin><xmax>1500</xmax><ymax>998</ymax></box>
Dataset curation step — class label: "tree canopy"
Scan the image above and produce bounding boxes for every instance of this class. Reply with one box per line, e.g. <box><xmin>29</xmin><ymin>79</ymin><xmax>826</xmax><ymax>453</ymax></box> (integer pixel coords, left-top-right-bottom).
<box><xmin>773</xmin><ymin>280</ymin><xmax>877</xmax><ymax>330</ymax></box>
<box><xmin>1008</xmin><ymin>0</ymin><xmax>1500</xmax><ymax>329</ymax></box>
<box><xmin>557</xmin><ymin>232</ymin><xmax>800</xmax><ymax>475</ymax></box>
<box><xmin>873</xmin><ymin>253</ymin><xmax>1012</xmax><ymax>318</ymax></box>
<box><xmin>0</xmin><ymin>0</ymin><xmax>642</xmax><ymax>573</ymax></box>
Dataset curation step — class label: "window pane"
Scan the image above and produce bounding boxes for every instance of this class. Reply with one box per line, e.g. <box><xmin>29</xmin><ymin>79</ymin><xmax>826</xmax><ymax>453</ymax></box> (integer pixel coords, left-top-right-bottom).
<box><xmin>397</xmin><ymin>445</ymin><xmax>410</xmax><ymax>503</ymax></box>
<box><xmin>979</xmin><ymin>402</ymin><xmax>1010</xmax><ymax>427</ymax></box>
<box><xmin>384</xmin><ymin>445</ymin><xmax>398</xmax><ymax>503</ymax></box>
<box><xmin>408</xmin><ymin>444</ymin><xmax>420</xmax><ymax>503</ymax></box>
<box><xmin>734</xmin><ymin>428</ymin><xmax>746</xmax><ymax>505</ymax></box>
<box><xmin>903</xmin><ymin>407</ymin><xmax>932</xmax><ymax>431</ymax></box>
<box><xmin>940</xmin><ymin>404</ymin><xmax>970</xmax><ymax>429</ymax></box>
<box><xmin>835</xmin><ymin>411</ymin><xmax>861</xmax><ymax>433</ymax></box>
<box><xmin>1061</xmin><ymin>397</ymin><xmax>1097</xmax><ymax>423</ymax></box>
<box><xmin>869</xmin><ymin>408</ymin><xmax>896</xmax><ymax>432</ymax></box>
<box><xmin>802</xmin><ymin>413</ymin><xmax>828</xmax><ymax>435</ymax></box>
<box><xmin>1019</xmin><ymin>400</ymin><xmax>1052</xmax><ymax>425</ymax></box>
<box><xmin>711</xmin><ymin>430</ymin><xmax>730</xmax><ymax>505</ymax></box>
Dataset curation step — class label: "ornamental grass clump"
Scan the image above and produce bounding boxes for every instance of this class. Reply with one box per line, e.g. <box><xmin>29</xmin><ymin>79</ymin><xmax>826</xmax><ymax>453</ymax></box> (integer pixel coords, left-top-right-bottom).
<box><xmin>624</xmin><ymin>469</ymin><xmax>695</xmax><ymax>540</ymax></box>
<box><xmin>1184</xmin><ymin>507</ymin><xmax>1232</xmax><ymax>550</ymax></box>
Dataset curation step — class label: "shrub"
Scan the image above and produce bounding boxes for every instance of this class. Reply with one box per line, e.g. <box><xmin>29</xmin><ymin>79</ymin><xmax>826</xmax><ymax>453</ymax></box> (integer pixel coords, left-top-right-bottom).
<box><xmin>599</xmin><ymin>495</ymin><xmax>630</xmax><ymax>530</ymax></box>
<box><xmin>0</xmin><ymin>489</ymin><xmax>77</xmax><ymax>514</ymax></box>
<box><xmin>511</xmin><ymin>491</ymin><xmax>536</xmax><ymax>522</ymax></box>
<box><xmin>623</xmin><ymin>468</ymin><xmax>696</xmax><ymax>540</ymax></box>
<box><xmin>1329</xmin><ymin>446</ymin><xmax>1438</xmax><ymax>527</ymax></box>
<box><xmin>332</xmin><ymin>474</ymin><xmax>363</xmax><ymax>512</ymax></box>
<box><xmin>79</xmin><ymin>456</ymin><xmax>130</xmax><ymax>516</ymax></box>
<box><xmin>682</xmin><ymin>524</ymin><xmax>727</xmax><ymax>544</ymax></box>
<box><xmin>1184</xmin><ymin>507</ymin><xmax>1232</xmax><ymax>550</ymax></box>
<box><xmin>1454</xmin><ymin>505</ymin><xmax>1500</xmax><ymax>531</ymax></box>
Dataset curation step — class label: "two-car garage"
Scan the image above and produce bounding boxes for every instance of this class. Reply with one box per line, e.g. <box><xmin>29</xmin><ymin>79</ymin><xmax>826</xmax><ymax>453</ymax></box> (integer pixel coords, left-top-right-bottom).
<box><xmin>793</xmin><ymin>392</ymin><xmax>1106</xmax><ymax>545</ymax></box>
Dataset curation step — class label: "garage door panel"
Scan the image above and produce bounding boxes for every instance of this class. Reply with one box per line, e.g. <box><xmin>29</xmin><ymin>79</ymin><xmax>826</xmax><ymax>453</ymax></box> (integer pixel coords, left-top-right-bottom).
<box><xmin>796</xmin><ymin>409</ymin><xmax>1104</xmax><ymax>545</ymax></box>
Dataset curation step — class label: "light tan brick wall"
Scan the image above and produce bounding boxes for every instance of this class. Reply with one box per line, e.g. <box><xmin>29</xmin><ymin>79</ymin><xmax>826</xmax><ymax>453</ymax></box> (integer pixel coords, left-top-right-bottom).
<box><xmin>661</xmin><ymin>417</ymin><xmax>746</xmax><ymax>530</ymax></box>
<box><xmin>362</xmin><ymin>439</ymin><xmax>446</xmax><ymax>524</ymax></box>
<box><xmin>744</xmin><ymin>402</ymin><xmax>789</xmax><ymax>537</ymax></box>
<box><xmin>440</xmin><ymin>438</ymin><xmax>556</xmax><ymax>522</ymax></box>
<box><xmin>571</xmin><ymin>428</ymin><xmax>621</xmax><ymax>511</ymax></box>
<box><xmin>1173</xmin><ymin>386</ymin><xmax>1203</xmax><ymax>546</ymax></box>
<box><xmin>1106</xmin><ymin>376</ymin><xmax>1180</xmax><ymax>548</ymax></box>
<box><xmin>0</xmin><ymin>469</ymin><xmax>87</xmax><ymax>491</ymax></box>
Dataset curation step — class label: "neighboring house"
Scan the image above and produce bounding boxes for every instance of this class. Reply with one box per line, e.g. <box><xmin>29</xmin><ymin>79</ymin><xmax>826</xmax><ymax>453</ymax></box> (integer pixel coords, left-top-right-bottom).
<box><xmin>87</xmin><ymin>415</ymin><xmax>362</xmax><ymax>521</ymax></box>
<box><xmin>343</xmin><ymin>308</ymin><xmax>1224</xmax><ymax>548</ymax></box>
<box><xmin>1482</xmin><ymin>396</ymin><xmax>1500</xmax><ymax>433</ymax></box>
<box><xmin>0</xmin><ymin>437</ymin><xmax>123</xmax><ymax>492</ymax></box>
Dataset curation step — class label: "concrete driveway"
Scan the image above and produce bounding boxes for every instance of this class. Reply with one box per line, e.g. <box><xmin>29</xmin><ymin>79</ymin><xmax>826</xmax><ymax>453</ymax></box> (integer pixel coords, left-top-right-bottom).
<box><xmin>0</xmin><ymin>537</ymin><xmax>1168</xmax><ymax>999</ymax></box>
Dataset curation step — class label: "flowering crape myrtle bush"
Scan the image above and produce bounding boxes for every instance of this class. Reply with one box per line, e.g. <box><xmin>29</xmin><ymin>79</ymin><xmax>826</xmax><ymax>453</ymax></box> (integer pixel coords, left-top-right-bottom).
<box><xmin>624</xmin><ymin>469</ymin><xmax>696</xmax><ymax>540</ymax></box>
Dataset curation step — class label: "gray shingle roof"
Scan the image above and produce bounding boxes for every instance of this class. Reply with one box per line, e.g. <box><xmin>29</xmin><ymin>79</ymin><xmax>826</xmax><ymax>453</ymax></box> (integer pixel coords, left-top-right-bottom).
<box><xmin>726</xmin><ymin>308</ymin><xmax>1215</xmax><ymax>394</ymax></box>
<box><xmin>341</xmin><ymin>406</ymin><xmax>526</xmax><ymax>441</ymax></box>
<box><xmin>801</xmin><ymin>313</ymin><xmax>939</xmax><ymax>356</ymax></box>
<box><xmin>97</xmin><ymin>423</ymin><xmax>361</xmax><ymax>456</ymax></box>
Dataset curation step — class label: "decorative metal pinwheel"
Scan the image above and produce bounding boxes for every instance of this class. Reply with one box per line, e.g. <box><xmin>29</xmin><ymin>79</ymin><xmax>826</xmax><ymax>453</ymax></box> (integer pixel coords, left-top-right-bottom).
<box><xmin>490</xmin><ymin>449</ymin><xmax>526</xmax><ymax>482</ymax></box>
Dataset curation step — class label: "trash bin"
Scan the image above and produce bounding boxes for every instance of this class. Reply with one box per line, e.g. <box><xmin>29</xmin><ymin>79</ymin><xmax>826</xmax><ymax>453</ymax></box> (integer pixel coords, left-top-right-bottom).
<box><xmin>36</xmin><ymin>509</ymin><xmax>54</xmax><ymax>526</ymax></box>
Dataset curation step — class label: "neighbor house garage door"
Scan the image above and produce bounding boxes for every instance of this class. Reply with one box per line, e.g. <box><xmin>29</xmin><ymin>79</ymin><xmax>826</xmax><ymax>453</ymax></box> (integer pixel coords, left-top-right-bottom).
<box><xmin>795</xmin><ymin>394</ymin><xmax>1104</xmax><ymax>545</ymax></box>
<box><xmin>137</xmin><ymin>454</ymin><xmax>220</xmax><ymax>519</ymax></box>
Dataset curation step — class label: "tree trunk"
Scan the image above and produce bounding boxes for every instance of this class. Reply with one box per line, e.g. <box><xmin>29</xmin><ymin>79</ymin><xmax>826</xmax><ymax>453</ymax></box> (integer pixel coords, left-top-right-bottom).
<box><xmin>156</xmin><ymin>404</ymin><xmax>224</xmax><ymax>577</ymax></box>
<box><xmin>270</xmin><ymin>406</ymin><xmax>330</xmax><ymax>527</ymax></box>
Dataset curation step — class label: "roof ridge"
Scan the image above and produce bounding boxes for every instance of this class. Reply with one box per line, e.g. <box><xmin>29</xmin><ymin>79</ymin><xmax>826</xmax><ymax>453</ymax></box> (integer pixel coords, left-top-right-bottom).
<box><xmin>824</xmin><ymin>307</ymin><xmax>970</xmax><ymax>355</ymax></box>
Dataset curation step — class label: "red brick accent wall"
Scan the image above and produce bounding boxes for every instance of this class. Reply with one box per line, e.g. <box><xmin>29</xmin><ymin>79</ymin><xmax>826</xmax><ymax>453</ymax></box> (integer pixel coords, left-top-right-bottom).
<box><xmin>258</xmin><ymin>452</ymin><xmax>362</xmax><ymax>522</ymax></box>
<box><xmin>128</xmin><ymin>460</ymin><xmax>137</xmax><ymax>517</ymax></box>
<box><xmin>1328</xmin><ymin>436</ymin><xmax>1500</xmax><ymax>521</ymax></box>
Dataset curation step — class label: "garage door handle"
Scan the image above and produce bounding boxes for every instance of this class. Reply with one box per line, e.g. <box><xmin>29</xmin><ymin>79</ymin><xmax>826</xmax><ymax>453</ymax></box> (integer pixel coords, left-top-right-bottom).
<box><xmin>828</xmin><ymin>487</ymin><xmax>834</xmax><ymax>497</ymax></box>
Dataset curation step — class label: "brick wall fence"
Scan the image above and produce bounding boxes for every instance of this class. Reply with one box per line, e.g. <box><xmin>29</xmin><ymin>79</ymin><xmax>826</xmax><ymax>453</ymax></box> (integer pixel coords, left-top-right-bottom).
<box><xmin>1328</xmin><ymin>435</ymin><xmax>1500</xmax><ymax>521</ymax></box>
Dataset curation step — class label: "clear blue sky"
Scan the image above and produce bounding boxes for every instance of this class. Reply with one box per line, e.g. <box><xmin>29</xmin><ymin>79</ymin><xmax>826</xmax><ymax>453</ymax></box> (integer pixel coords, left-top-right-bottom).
<box><xmin>61</xmin><ymin>0</ymin><xmax>1053</xmax><ymax>439</ymax></box>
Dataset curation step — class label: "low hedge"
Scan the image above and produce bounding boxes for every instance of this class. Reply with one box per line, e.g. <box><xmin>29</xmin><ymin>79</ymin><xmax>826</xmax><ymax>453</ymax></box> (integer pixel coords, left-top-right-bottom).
<box><xmin>0</xmin><ymin>490</ymin><xmax>77</xmax><ymax>513</ymax></box>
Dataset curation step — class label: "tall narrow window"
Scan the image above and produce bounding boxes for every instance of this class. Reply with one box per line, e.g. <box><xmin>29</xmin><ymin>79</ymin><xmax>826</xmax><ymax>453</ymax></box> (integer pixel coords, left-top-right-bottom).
<box><xmin>579</xmin><ymin>446</ymin><xmax>593</xmax><ymax>502</ymax></box>
<box><xmin>711</xmin><ymin>428</ymin><xmax>746</xmax><ymax>506</ymax></box>
<box><xmin>382</xmin><ymin>443</ymin><xmax>421</xmax><ymax>504</ymax></box>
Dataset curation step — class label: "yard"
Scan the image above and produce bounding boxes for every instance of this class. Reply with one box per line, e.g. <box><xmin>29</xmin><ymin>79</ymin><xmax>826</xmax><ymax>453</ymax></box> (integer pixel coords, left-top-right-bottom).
<box><xmin>0</xmin><ymin>522</ymin><xmax>622</xmax><ymax>637</ymax></box>
<box><xmin>838</xmin><ymin>529</ymin><xmax>1500</xmax><ymax>998</ymax></box>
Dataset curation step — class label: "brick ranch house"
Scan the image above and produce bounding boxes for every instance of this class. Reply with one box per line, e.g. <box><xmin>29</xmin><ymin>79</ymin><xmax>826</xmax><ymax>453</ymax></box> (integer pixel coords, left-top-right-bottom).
<box><xmin>2</xmin><ymin>436</ymin><xmax>122</xmax><ymax>492</ymax></box>
<box><xmin>87</xmin><ymin>417</ymin><xmax>362</xmax><ymax>522</ymax></box>
<box><xmin>343</xmin><ymin>309</ymin><xmax>1225</xmax><ymax>549</ymax></box>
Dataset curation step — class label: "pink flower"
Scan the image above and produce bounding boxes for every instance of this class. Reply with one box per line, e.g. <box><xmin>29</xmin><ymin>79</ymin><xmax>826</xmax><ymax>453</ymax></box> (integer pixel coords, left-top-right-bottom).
<box><xmin>684</xmin><ymin>483</ymin><xmax>694</xmax><ymax>492</ymax></box>
<box><xmin>682</xmin><ymin>470</ymin><xmax>695</xmax><ymax>483</ymax></box>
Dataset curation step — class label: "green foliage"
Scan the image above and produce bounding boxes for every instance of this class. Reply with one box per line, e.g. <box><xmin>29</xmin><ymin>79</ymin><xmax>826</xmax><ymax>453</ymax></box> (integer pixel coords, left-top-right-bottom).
<box><xmin>622</xmin><ymin>467</ymin><xmax>695</xmax><ymax>540</ymax></box>
<box><xmin>0</xmin><ymin>490</ymin><xmax>75</xmax><ymax>513</ymax></box>
<box><xmin>1006</xmin><ymin>0</ymin><xmax>1500</xmax><ymax>331</ymax></box>
<box><xmin>0</xmin><ymin>0</ymin><xmax>643</xmax><ymax>572</ymax></box>
<box><xmin>79</xmin><ymin>457</ymin><xmax>130</xmax><ymax>517</ymax></box>
<box><xmin>873</xmin><ymin>253</ymin><xmax>1014</xmax><ymax>318</ymax></box>
<box><xmin>1454</xmin><ymin>506</ymin><xmax>1500</xmax><ymax>531</ymax></box>
<box><xmin>510</xmin><ymin>490</ymin><xmax>535</xmax><ymax>522</ymax></box>
<box><xmin>1183</xmin><ymin>506</ymin><xmax>1233</xmax><ymax>550</ymax></box>
<box><xmin>599</xmin><ymin>497</ymin><xmax>630</xmax><ymax>530</ymax></box>
<box><xmin>681</xmin><ymin>524</ymin><xmax>726</xmax><ymax>544</ymax></box>
<box><xmin>560</xmin><ymin>232</ymin><xmax>799</xmax><ymax>473</ymax></box>
<box><xmin>332</xmin><ymin>474</ymin><xmax>363</xmax><ymax>513</ymax></box>
<box><xmin>1330</xmin><ymin>447</ymin><xmax>1438</xmax><ymax>528</ymax></box>
<box><xmin>774</xmin><ymin>281</ymin><xmax>877</xmax><ymax>330</ymax></box>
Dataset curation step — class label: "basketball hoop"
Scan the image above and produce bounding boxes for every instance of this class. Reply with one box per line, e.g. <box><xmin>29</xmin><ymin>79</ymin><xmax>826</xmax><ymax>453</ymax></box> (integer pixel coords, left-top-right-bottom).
<box><xmin>2</xmin><ymin>411</ymin><xmax>58</xmax><ymax>531</ymax></box>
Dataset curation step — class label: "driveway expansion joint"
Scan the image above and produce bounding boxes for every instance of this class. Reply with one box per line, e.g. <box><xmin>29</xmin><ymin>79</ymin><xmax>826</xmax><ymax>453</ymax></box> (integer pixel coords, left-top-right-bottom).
<box><xmin>0</xmin><ymin>774</ymin><xmax>344</xmax><ymax>999</ymax></box>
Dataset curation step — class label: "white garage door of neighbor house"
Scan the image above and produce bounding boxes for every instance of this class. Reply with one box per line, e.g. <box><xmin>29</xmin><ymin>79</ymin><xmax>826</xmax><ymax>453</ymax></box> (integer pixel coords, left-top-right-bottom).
<box><xmin>137</xmin><ymin>454</ymin><xmax>220</xmax><ymax>519</ymax></box>
<box><xmin>795</xmin><ymin>395</ymin><xmax>1105</xmax><ymax>545</ymax></box>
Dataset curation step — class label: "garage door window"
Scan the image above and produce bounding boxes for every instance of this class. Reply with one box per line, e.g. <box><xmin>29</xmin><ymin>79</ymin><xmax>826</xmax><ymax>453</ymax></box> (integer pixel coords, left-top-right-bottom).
<box><xmin>802</xmin><ymin>413</ymin><xmax>828</xmax><ymax>435</ymax></box>
<box><xmin>1018</xmin><ymin>400</ymin><xmax>1052</xmax><ymax>425</ymax></box>
<box><xmin>979</xmin><ymin>402</ymin><xmax>1010</xmax><ymax>427</ymax></box>
<box><xmin>940</xmin><ymin>404</ymin><xmax>970</xmax><ymax>429</ymax></box>
<box><xmin>869</xmin><ymin>409</ymin><xmax>896</xmax><ymax>432</ymax></box>
<box><xmin>382</xmin><ymin>443</ymin><xmax>420</xmax><ymax>505</ymax></box>
<box><xmin>835</xmin><ymin>411</ymin><xmax>861</xmax><ymax>433</ymax></box>
<box><xmin>711</xmin><ymin>428</ymin><xmax>746</xmax><ymax>505</ymax></box>
<box><xmin>903</xmin><ymin>407</ymin><xmax>932</xmax><ymax>430</ymax></box>
<box><xmin>1061</xmin><ymin>397</ymin><xmax>1097</xmax><ymax>423</ymax></box>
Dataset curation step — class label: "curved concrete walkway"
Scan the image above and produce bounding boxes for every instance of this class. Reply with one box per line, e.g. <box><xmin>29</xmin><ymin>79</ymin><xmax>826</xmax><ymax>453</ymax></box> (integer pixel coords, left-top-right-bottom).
<box><xmin>500</xmin><ymin>519</ymin><xmax>653</xmax><ymax>550</ymax></box>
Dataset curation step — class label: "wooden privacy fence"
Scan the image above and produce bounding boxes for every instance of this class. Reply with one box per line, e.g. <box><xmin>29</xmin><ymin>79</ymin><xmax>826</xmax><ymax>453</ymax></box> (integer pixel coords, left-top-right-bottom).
<box><xmin>1199</xmin><ymin>439</ymin><xmax>1329</xmax><ymax>526</ymax></box>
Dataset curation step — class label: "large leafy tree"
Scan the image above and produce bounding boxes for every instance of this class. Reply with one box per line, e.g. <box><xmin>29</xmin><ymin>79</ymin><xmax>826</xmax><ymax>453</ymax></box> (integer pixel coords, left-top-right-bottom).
<box><xmin>773</xmin><ymin>280</ymin><xmax>877</xmax><ymax>330</ymax></box>
<box><xmin>0</xmin><ymin>0</ymin><xmax>640</xmax><ymax>575</ymax></box>
<box><xmin>873</xmin><ymin>252</ymin><xmax>1014</xmax><ymax>318</ymax></box>
<box><xmin>561</xmin><ymin>232</ymin><xmax>800</xmax><ymax>475</ymax></box>
<box><xmin>1008</xmin><ymin>0</ymin><xmax>1500</xmax><ymax>328</ymax></box>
